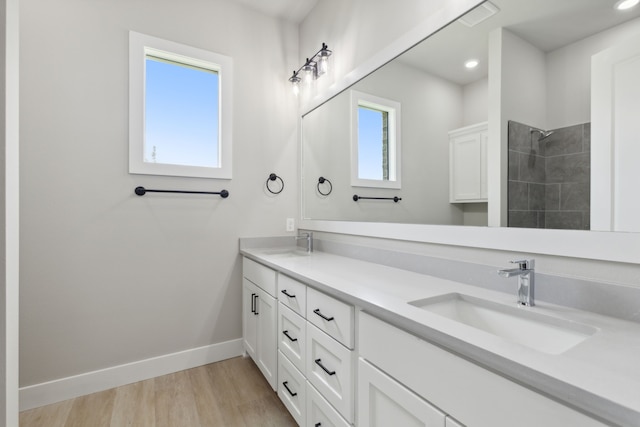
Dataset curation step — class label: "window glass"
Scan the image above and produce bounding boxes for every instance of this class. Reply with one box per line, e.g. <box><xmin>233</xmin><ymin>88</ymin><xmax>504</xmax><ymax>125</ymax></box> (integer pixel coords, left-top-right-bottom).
<box><xmin>358</xmin><ymin>106</ymin><xmax>389</xmax><ymax>180</ymax></box>
<box><xmin>145</xmin><ymin>56</ymin><xmax>219</xmax><ymax>168</ymax></box>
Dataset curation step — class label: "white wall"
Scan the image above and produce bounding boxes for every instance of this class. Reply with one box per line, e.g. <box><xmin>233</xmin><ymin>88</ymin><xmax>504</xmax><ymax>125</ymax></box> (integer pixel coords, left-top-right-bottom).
<box><xmin>303</xmin><ymin>61</ymin><xmax>465</xmax><ymax>225</ymax></box>
<box><xmin>462</xmin><ymin>77</ymin><xmax>488</xmax><ymax>127</ymax></box>
<box><xmin>20</xmin><ymin>0</ymin><xmax>298</xmax><ymax>391</ymax></box>
<box><xmin>546</xmin><ymin>16</ymin><xmax>640</xmax><ymax>130</ymax></box>
<box><xmin>2</xmin><ymin>0</ymin><xmax>19</xmax><ymax>423</ymax></box>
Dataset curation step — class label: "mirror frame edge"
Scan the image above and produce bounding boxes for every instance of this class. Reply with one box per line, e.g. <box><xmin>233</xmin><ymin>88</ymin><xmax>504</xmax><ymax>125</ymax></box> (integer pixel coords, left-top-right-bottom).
<box><xmin>298</xmin><ymin>0</ymin><xmax>640</xmax><ymax>264</ymax></box>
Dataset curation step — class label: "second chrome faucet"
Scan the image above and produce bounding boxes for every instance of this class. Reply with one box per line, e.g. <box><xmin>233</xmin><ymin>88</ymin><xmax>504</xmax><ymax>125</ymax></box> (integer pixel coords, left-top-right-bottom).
<box><xmin>296</xmin><ymin>231</ymin><xmax>313</xmax><ymax>254</ymax></box>
<box><xmin>498</xmin><ymin>259</ymin><xmax>535</xmax><ymax>307</ymax></box>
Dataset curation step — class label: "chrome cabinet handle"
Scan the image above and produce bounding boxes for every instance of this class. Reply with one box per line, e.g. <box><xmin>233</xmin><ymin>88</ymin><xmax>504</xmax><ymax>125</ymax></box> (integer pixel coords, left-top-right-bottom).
<box><xmin>283</xmin><ymin>330</ymin><xmax>298</xmax><ymax>342</ymax></box>
<box><xmin>313</xmin><ymin>308</ymin><xmax>334</xmax><ymax>321</ymax></box>
<box><xmin>282</xmin><ymin>381</ymin><xmax>297</xmax><ymax>397</ymax></box>
<box><xmin>314</xmin><ymin>358</ymin><xmax>336</xmax><ymax>376</ymax></box>
<box><xmin>253</xmin><ymin>294</ymin><xmax>259</xmax><ymax>315</ymax></box>
<box><xmin>281</xmin><ymin>289</ymin><xmax>296</xmax><ymax>298</ymax></box>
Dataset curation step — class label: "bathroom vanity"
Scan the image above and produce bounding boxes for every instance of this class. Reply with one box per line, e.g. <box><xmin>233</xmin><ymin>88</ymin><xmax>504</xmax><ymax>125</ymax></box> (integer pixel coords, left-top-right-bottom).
<box><xmin>240</xmin><ymin>240</ymin><xmax>640</xmax><ymax>427</ymax></box>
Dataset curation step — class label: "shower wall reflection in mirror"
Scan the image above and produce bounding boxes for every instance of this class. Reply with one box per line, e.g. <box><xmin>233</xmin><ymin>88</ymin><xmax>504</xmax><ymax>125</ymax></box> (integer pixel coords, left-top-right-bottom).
<box><xmin>302</xmin><ymin>0</ymin><xmax>640</xmax><ymax>231</ymax></box>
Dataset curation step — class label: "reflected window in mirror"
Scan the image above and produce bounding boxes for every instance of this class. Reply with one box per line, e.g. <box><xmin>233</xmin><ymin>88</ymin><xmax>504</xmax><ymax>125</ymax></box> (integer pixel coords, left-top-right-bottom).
<box><xmin>350</xmin><ymin>90</ymin><xmax>401</xmax><ymax>189</ymax></box>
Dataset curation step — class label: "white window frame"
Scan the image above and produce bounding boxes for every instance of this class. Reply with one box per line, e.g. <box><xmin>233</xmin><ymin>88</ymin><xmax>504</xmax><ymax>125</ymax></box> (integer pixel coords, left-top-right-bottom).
<box><xmin>350</xmin><ymin>90</ymin><xmax>402</xmax><ymax>189</ymax></box>
<box><xmin>129</xmin><ymin>31</ymin><xmax>233</xmax><ymax>179</ymax></box>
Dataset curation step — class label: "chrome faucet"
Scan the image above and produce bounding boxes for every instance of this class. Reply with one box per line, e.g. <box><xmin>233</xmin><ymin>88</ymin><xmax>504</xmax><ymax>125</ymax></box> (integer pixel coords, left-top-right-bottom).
<box><xmin>296</xmin><ymin>231</ymin><xmax>313</xmax><ymax>254</ymax></box>
<box><xmin>498</xmin><ymin>259</ymin><xmax>535</xmax><ymax>307</ymax></box>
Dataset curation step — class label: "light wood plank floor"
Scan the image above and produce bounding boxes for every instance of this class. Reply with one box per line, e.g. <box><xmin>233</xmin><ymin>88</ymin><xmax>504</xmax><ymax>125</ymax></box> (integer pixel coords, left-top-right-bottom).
<box><xmin>20</xmin><ymin>356</ymin><xmax>297</xmax><ymax>427</ymax></box>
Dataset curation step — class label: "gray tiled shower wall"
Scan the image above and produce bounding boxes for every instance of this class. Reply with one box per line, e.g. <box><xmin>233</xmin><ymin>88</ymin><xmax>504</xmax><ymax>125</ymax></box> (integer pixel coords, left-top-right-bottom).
<box><xmin>508</xmin><ymin>121</ymin><xmax>590</xmax><ymax>230</ymax></box>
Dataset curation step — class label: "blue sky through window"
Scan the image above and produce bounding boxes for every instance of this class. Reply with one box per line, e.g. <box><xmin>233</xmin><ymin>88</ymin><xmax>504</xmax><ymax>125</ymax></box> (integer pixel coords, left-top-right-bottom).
<box><xmin>145</xmin><ymin>57</ymin><xmax>219</xmax><ymax>168</ymax></box>
<box><xmin>358</xmin><ymin>107</ymin><xmax>385</xmax><ymax>180</ymax></box>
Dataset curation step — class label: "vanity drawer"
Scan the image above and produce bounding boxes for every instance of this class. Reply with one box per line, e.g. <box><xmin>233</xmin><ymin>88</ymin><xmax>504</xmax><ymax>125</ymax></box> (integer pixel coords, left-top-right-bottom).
<box><xmin>278</xmin><ymin>274</ymin><xmax>307</xmax><ymax>316</ymax></box>
<box><xmin>278</xmin><ymin>351</ymin><xmax>306</xmax><ymax>426</ymax></box>
<box><xmin>243</xmin><ymin>258</ymin><xmax>276</xmax><ymax>296</ymax></box>
<box><xmin>306</xmin><ymin>381</ymin><xmax>351</xmax><ymax>427</ymax></box>
<box><xmin>306</xmin><ymin>323</ymin><xmax>354</xmax><ymax>423</ymax></box>
<box><xmin>278</xmin><ymin>302</ymin><xmax>306</xmax><ymax>374</ymax></box>
<box><xmin>307</xmin><ymin>287</ymin><xmax>354</xmax><ymax>349</ymax></box>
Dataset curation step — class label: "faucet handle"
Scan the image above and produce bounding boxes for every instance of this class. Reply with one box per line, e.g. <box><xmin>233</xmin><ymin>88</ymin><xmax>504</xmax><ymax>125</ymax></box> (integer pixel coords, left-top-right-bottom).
<box><xmin>510</xmin><ymin>259</ymin><xmax>534</xmax><ymax>270</ymax></box>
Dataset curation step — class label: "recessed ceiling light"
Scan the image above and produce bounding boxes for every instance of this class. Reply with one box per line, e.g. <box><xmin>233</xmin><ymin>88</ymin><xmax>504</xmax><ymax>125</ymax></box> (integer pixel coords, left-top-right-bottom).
<box><xmin>465</xmin><ymin>59</ymin><xmax>479</xmax><ymax>69</ymax></box>
<box><xmin>615</xmin><ymin>0</ymin><xmax>639</xmax><ymax>10</ymax></box>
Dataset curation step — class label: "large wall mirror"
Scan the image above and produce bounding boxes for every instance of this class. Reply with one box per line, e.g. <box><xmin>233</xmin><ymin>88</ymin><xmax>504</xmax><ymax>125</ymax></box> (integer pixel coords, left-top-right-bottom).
<box><xmin>302</xmin><ymin>0</ymin><xmax>640</xmax><ymax>234</ymax></box>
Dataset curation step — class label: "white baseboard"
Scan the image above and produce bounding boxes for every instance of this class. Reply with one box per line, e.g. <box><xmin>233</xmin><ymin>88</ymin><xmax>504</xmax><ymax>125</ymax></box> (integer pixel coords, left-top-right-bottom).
<box><xmin>19</xmin><ymin>338</ymin><xmax>244</xmax><ymax>411</ymax></box>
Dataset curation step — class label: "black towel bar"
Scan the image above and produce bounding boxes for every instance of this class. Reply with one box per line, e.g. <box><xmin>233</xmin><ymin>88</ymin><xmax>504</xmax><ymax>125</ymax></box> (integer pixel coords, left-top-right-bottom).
<box><xmin>134</xmin><ymin>186</ymin><xmax>229</xmax><ymax>198</ymax></box>
<box><xmin>353</xmin><ymin>194</ymin><xmax>401</xmax><ymax>203</ymax></box>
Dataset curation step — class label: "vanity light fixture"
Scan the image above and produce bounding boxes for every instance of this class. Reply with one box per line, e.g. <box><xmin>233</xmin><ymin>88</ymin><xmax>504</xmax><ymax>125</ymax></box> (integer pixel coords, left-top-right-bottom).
<box><xmin>465</xmin><ymin>59</ymin><xmax>479</xmax><ymax>69</ymax></box>
<box><xmin>615</xmin><ymin>0</ymin><xmax>639</xmax><ymax>10</ymax></box>
<box><xmin>289</xmin><ymin>43</ymin><xmax>332</xmax><ymax>95</ymax></box>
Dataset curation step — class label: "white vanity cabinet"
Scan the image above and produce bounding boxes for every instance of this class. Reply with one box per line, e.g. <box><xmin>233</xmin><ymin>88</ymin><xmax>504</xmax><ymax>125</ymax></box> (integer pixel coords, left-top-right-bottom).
<box><xmin>359</xmin><ymin>312</ymin><xmax>606</xmax><ymax>427</ymax></box>
<box><xmin>449</xmin><ymin>122</ymin><xmax>488</xmax><ymax>203</ymax></box>
<box><xmin>274</xmin><ymin>272</ymin><xmax>355</xmax><ymax>426</ymax></box>
<box><xmin>242</xmin><ymin>258</ymin><xmax>278</xmax><ymax>391</ymax></box>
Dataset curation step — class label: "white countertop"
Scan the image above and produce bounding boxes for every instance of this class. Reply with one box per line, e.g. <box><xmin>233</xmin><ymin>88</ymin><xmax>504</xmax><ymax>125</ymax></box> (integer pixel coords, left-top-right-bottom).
<box><xmin>241</xmin><ymin>247</ymin><xmax>640</xmax><ymax>427</ymax></box>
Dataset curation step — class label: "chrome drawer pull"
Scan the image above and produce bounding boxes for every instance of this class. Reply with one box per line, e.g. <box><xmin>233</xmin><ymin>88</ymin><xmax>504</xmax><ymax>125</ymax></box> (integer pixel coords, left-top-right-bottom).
<box><xmin>315</xmin><ymin>358</ymin><xmax>336</xmax><ymax>376</ymax></box>
<box><xmin>283</xmin><ymin>381</ymin><xmax>297</xmax><ymax>397</ymax></box>
<box><xmin>283</xmin><ymin>330</ymin><xmax>298</xmax><ymax>342</ymax></box>
<box><xmin>313</xmin><ymin>308</ymin><xmax>334</xmax><ymax>321</ymax></box>
<box><xmin>281</xmin><ymin>289</ymin><xmax>296</xmax><ymax>298</ymax></box>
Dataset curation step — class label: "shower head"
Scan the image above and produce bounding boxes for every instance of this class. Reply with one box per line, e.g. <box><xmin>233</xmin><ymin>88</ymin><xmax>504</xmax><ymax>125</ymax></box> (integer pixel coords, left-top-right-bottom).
<box><xmin>530</xmin><ymin>128</ymin><xmax>554</xmax><ymax>140</ymax></box>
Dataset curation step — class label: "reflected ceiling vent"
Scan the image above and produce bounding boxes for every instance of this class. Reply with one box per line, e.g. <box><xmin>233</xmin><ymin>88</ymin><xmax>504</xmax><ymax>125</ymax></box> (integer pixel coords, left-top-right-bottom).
<box><xmin>458</xmin><ymin>1</ymin><xmax>500</xmax><ymax>27</ymax></box>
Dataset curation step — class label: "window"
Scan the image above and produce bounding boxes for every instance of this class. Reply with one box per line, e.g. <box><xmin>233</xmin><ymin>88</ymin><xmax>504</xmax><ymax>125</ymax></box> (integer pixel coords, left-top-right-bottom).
<box><xmin>350</xmin><ymin>90</ymin><xmax>401</xmax><ymax>188</ymax></box>
<box><xmin>129</xmin><ymin>32</ymin><xmax>233</xmax><ymax>179</ymax></box>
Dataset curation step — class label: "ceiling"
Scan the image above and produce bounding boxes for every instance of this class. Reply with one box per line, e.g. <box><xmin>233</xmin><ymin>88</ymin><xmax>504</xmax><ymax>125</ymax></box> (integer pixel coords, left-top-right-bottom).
<box><xmin>230</xmin><ymin>0</ymin><xmax>318</xmax><ymax>23</ymax></box>
<box><xmin>397</xmin><ymin>0</ymin><xmax>640</xmax><ymax>86</ymax></box>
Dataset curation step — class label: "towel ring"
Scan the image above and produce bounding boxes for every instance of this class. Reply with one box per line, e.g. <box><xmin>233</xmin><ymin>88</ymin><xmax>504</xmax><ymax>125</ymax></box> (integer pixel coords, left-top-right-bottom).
<box><xmin>317</xmin><ymin>177</ymin><xmax>333</xmax><ymax>196</ymax></box>
<box><xmin>266</xmin><ymin>173</ymin><xmax>284</xmax><ymax>194</ymax></box>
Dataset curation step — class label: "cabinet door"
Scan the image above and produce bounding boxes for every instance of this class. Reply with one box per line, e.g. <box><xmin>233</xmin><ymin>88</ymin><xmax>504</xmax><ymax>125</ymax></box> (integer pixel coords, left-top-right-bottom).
<box><xmin>255</xmin><ymin>286</ymin><xmax>277</xmax><ymax>391</ymax></box>
<box><xmin>242</xmin><ymin>278</ymin><xmax>258</xmax><ymax>360</ymax></box>
<box><xmin>358</xmin><ymin>358</ymin><xmax>446</xmax><ymax>427</ymax></box>
<box><xmin>450</xmin><ymin>132</ymin><xmax>483</xmax><ymax>202</ymax></box>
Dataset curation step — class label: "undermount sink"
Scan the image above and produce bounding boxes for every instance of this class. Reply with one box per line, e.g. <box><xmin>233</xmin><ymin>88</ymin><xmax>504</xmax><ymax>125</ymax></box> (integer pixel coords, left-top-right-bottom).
<box><xmin>409</xmin><ymin>293</ymin><xmax>597</xmax><ymax>354</ymax></box>
<box><xmin>262</xmin><ymin>248</ymin><xmax>309</xmax><ymax>258</ymax></box>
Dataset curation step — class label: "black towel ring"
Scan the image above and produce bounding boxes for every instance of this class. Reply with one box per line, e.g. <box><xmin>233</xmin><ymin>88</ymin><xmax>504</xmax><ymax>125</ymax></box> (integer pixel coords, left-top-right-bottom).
<box><xmin>266</xmin><ymin>173</ymin><xmax>284</xmax><ymax>194</ymax></box>
<box><xmin>317</xmin><ymin>177</ymin><xmax>333</xmax><ymax>196</ymax></box>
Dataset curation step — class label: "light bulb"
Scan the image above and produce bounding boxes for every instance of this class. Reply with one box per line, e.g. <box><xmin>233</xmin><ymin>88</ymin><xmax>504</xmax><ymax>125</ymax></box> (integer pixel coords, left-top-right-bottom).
<box><xmin>465</xmin><ymin>59</ymin><xmax>479</xmax><ymax>69</ymax></box>
<box><xmin>615</xmin><ymin>0</ymin><xmax>639</xmax><ymax>9</ymax></box>
<box><xmin>292</xmin><ymin>80</ymin><xmax>300</xmax><ymax>96</ymax></box>
<box><xmin>302</xmin><ymin>61</ymin><xmax>316</xmax><ymax>85</ymax></box>
<box><xmin>316</xmin><ymin>44</ymin><xmax>332</xmax><ymax>77</ymax></box>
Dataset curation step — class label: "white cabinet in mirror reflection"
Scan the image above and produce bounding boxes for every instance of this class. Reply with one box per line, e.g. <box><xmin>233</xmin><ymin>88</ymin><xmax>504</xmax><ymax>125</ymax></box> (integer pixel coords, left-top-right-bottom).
<box><xmin>449</xmin><ymin>122</ymin><xmax>488</xmax><ymax>203</ymax></box>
